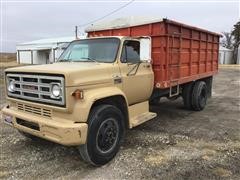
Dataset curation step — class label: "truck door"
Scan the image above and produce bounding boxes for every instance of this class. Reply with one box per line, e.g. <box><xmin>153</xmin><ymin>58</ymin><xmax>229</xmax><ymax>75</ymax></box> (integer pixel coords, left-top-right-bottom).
<box><xmin>119</xmin><ymin>38</ymin><xmax>154</xmax><ymax>105</ymax></box>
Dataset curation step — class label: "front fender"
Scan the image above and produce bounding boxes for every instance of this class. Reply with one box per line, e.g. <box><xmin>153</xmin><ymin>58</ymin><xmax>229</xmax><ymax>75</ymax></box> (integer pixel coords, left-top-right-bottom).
<box><xmin>72</xmin><ymin>87</ymin><xmax>128</xmax><ymax>122</ymax></box>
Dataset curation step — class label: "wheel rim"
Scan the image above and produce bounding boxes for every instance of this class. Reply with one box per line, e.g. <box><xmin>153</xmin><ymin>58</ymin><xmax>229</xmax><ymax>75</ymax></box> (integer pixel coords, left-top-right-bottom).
<box><xmin>96</xmin><ymin>118</ymin><xmax>119</xmax><ymax>154</ymax></box>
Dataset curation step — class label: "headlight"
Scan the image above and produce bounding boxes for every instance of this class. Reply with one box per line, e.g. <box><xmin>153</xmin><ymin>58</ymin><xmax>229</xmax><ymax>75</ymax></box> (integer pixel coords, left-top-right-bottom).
<box><xmin>8</xmin><ymin>80</ymin><xmax>15</xmax><ymax>92</ymax></box>
<box><xmin>51</xmin><ymin>84</ymin><xmax>62</xmax><ymax>98</ymax></box>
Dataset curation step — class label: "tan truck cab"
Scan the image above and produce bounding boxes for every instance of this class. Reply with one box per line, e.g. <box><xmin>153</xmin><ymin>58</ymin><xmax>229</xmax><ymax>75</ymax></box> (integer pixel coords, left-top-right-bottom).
<box><xmin>2</xmin><ymin>36</ymin><xmax>156</xmax><ymax>165</ymax></box>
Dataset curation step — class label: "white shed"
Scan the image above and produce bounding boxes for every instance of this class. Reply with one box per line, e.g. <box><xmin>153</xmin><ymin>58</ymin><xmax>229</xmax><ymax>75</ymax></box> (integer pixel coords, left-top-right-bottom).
<box><xmin>237</xmin><ymin>45</ymin><xmax>240</xmax><ymax>64</ymax></box>
<box><xmin>219</xmin><ymin>46</ymin><xmax>234</xmax><ymax>64</ymax></box>
<box><xmin>16</xmin><ymin>36</ymin><xmax>78</xmax><ymax>64</ymax></box>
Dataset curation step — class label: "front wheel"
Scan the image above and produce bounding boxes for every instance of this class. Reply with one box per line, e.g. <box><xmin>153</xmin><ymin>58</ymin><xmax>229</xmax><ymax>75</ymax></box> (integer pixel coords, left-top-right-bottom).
<box><xmin>78</xmin><ymin>105</ymin><xmax>125</xmax><ymax>166</ymax></box>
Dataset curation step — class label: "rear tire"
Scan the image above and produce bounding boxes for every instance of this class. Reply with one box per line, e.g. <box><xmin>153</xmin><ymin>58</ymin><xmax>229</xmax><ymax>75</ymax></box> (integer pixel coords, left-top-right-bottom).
<box><xmin>78</xmin><ymin>104</ymin><xmax>125</xmax><ymax>166</ymax></box>
<box><xmin>182</xmin><ymin>82</ymin><xmax>194</xmax><ymax>110</ymax></box>
<box><xmin>191</xmin><ymin>81</ymin><xmax>208</xmax><ymax>111</ymax></box>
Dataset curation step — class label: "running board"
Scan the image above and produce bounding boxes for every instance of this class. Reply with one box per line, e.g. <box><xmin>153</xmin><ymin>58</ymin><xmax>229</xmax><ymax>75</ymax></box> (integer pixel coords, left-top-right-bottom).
<box><xmin>128</xmin><ymin>101</ymin><xmax>157</xmax><ymax>128</ymax></box>
<box><xmin>130</xmin><ymin>112</ymin><xmax>157</xmax><ymax>128</ymax></box>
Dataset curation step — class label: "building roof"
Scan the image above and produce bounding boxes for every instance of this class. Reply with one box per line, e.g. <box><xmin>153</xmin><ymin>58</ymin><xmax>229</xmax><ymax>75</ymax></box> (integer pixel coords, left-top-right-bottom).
<box><xmin>85</xmin><ymin>16</ymin><xmax>163</xmax><ymax>32</ymax></box>
<box><xmin>19</xmin><ymin>36</ymin><xmax>77</xmax><ymax>46</ymax></box>
<box><xmin>219</xmin><ymin>46</ymin><xmax>233</xmax><ymax>51</ymax></box>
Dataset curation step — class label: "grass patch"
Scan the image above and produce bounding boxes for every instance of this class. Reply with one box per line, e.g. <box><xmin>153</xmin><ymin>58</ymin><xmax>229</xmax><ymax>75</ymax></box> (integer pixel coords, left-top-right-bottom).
<box><xmin>0</xmin><ymin>53</ymin><xmax>16</xmax><ymax>63</ymax></box>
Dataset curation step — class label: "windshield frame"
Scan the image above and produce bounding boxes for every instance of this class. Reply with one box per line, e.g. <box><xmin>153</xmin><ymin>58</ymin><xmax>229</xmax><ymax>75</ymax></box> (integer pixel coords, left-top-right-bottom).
<box><xmin>57</xmin><ymin>37</ymin><xmax>121</xmax><ymax>63</ymax></box>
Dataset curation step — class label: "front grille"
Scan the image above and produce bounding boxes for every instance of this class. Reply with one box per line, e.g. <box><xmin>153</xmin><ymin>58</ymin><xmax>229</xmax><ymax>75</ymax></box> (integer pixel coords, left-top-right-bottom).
<box><xmin>17</xmin><ymin>103</ymin><xmax>52</xmax><ymax>118</ymax></box>
<box><xmin>6</xmin><ymin>73</ymin><xmax>65</xmax><ymax>106</ymax></box>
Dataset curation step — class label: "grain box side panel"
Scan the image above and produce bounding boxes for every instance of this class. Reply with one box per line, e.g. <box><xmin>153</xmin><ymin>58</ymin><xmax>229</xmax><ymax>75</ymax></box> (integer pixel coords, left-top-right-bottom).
<box><xmin>87</xmin><ymin>19</ymin><xmax>220</xmax><ymax>89</ymax></box>
<box><xmin>152</xmin><ymin>20</ymin><xmax>220</xmax><ymax>89</ymax></box>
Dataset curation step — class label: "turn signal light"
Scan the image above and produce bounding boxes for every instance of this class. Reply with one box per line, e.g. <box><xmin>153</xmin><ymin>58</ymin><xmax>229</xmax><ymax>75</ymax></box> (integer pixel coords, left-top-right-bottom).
<box><xmin>72</xmin><ymin>89</ymin><xmax>84</xmax><ymax>99</ymax></box>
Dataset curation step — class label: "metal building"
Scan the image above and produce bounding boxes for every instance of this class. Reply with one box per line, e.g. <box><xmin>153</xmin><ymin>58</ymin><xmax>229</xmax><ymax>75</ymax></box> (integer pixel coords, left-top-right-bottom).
<box><xmin>237</xmin><ymin>45</ymin><xmax>240</xmax><ymax>64</ymax></box>
<box><xmin>219</xmin><ymin>46</ymin><xmax>234</xmax><ymax>64</ymax></box>
<box><xmin>16</xmin><ymin>37</ymin><xmax>77</xmax><ymax>64</ymax></box>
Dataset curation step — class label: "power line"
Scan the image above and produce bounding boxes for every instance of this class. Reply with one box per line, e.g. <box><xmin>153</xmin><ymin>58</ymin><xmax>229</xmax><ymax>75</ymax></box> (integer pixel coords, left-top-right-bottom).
<box><xmin>78</xmin><ymin>0</ymin><xmax>135</xmax><ymax>28</ymax></box>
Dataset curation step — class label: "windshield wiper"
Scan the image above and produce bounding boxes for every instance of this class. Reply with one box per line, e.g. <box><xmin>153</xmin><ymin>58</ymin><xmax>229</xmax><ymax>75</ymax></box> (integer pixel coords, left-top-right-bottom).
<box><xmin>59</xmin><ymin>57</ymin><xmax>99</xmax><ymax>63</ymax></box>
<box><xmin>58</xmin><ymin>59</ymin><xmax>71</xmax><ymax>62</ymax></box>
<box><xmin>79</xmin><ymin>57</ymin><xmax>99</xmax><ymax>63</ymax></box>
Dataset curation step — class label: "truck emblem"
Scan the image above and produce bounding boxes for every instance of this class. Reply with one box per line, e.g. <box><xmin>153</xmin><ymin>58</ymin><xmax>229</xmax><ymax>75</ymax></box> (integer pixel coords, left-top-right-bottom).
<box><xmin>22</xmin><ymin>85</ymin><xmax>38</xmax><ymax>91</ymax></box>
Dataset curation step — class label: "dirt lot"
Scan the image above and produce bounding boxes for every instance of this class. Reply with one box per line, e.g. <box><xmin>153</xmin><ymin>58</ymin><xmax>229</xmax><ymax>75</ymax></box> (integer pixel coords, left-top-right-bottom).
<box><xmin>0</xmin><ymin>67</ymin><xmax>240</xmax><ymax>179</ymax></box>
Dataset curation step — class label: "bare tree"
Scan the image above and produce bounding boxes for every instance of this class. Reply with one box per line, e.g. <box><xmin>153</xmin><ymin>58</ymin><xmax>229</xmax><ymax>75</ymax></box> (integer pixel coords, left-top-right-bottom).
<box><xmin>221</xmin><ymin>32</ymin><xmax>233</xmax><ymax>49</ymax></box>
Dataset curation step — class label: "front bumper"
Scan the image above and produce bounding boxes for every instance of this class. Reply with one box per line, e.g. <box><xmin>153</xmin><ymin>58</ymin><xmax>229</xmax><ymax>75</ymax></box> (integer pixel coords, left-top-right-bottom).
<box><xmin>2</xmin><ymin>105</ymin><xmax>88</xmax><ymax>146</ymax></box>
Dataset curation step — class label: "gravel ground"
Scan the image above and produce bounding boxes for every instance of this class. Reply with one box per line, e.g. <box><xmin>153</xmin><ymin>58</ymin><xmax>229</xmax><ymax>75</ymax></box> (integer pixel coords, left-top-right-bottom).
<box><xmin>0</xmin><ymin>67</ymin><xmax>240</xmax><ymax>179</ymax></box>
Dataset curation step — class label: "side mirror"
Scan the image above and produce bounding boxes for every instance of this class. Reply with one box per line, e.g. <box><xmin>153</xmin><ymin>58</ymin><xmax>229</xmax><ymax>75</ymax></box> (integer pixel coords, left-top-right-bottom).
<box><xmin>140</xmin><ymin>37</ymin><xmax>151</xmax><ymax>62</ymax></box>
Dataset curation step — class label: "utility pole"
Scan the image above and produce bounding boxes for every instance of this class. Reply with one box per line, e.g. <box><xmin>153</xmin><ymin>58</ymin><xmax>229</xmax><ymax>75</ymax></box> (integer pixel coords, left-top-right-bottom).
<box><xmin>75</xmin><ymin>26</ymin><xmax>79</xmax><ymax>39</ymax></box>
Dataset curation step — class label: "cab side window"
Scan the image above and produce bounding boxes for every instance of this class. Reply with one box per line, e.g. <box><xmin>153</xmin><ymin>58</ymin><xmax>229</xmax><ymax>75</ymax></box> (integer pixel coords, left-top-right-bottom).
<box><xmin>121</xmin><ymin>40</ymin><xmax>140</xmax><ymax>63</ymax></box>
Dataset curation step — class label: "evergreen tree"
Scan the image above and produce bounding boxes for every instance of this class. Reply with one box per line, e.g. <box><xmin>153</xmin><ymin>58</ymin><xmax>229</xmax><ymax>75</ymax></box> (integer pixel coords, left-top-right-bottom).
<box><xmin>231</xmin><ymin>21</ymin><xmax>240</xmax><ymax>63</ymax></box>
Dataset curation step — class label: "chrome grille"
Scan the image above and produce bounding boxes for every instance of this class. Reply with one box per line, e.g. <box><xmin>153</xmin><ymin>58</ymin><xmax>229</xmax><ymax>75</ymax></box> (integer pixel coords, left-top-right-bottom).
<box><xmin>17</xmin><ymin>103</ymin><xmax>52</xmax><ymax>118</ymax></box>
<box><xmin>6</xmin><ymin>73</ymin><xmax>65</xmax><ymax>106</ymax></box>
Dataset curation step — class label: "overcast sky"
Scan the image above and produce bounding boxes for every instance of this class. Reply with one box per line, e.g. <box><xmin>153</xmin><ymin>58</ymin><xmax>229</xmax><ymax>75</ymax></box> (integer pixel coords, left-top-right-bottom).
<box><xmin>1</xmin><ymin>0</ymin><xmax>239</xmax><ymax>52</ymax></box>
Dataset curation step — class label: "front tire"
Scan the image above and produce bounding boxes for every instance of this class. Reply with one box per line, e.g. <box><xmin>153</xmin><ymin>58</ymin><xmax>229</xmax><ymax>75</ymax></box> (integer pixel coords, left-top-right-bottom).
<box><xmin>78</xmin><ymin>105</ymin><xmax>125</xmax><ymax>166</ymax></box>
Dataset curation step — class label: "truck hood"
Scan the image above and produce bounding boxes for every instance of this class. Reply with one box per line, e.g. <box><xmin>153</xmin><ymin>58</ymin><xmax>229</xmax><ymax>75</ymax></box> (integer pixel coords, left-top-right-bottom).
<box><xmin>5</xmin><ymin>62</ymin><xmax>115</xmax><ymax>87</ymax></box>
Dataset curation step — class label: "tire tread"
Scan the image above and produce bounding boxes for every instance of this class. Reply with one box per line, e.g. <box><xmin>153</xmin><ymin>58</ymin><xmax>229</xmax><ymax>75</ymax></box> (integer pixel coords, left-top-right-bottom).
<box><xmin>182</xmin><ymin>82</ymin><xmax>194</xmax><ymax>110</ymax></box>
<box><xmin>191</xmin><ymin>81</ymin><xmax>207</xmax><ymax>111</ymax></box>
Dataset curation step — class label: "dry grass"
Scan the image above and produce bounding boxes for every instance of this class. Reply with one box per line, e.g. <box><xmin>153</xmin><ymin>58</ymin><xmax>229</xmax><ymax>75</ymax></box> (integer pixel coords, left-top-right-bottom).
<box><xmin>212</xmin><ymin>167</ymin><xmax>232</xmax><ymax>177</ymax></box>
<box><xmin>0</xmin><ymin>53</ymin><xmax>16</xmax><ymax>62</ymax></box>
<box><xmin>219</xmin><ymin>64</ymin><xmax>240</xmax><ymax>68</ymax></box>
<box><xmin>0</xmin><ymin>53</ymin><xmax>22</xmax><ymax>68</ymax></box>
<box><xmin>0</xmin><ymin>61</ymin><xmax>20</xmax><ymax>68</ymax></box>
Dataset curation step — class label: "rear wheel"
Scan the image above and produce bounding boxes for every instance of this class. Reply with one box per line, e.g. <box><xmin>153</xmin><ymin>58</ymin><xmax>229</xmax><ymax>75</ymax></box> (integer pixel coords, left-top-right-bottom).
<box><xmin>191</xmin><ymin>81</ymin><xmax>208</xmax><ymax>111</ymax></box>
<box><xmin>182</xmin><ymin>82</ymin><xmax>194</xmax><ymax>110</ymax></box>
<box><xmin>78</xmin><ymin>104</ymin><xmax>125</xmax><ymax>166</ymax></box>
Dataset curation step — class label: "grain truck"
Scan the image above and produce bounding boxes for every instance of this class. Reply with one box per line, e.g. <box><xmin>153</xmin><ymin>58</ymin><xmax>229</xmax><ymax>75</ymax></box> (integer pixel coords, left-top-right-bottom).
<box><xmin>2</xmin><ymin>18</ymin><xmax>220</xmax><ymax>166</ymax></box>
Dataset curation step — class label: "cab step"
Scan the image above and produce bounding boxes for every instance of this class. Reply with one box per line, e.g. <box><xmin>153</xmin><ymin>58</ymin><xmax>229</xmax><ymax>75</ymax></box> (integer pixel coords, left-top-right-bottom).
<box><xmin>128</xmin><ymin>101</ymin><xmax>157</xmax><ymax>128</ymax></box>
<box><xmin>130</xmin><ymin>112</ymin><xmax>156</xmax><ymax>128</ymax></box>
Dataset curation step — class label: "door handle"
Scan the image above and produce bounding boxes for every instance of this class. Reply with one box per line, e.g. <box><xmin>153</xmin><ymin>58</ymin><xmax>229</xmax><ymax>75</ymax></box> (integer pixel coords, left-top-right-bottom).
<box><xmin>113</xmin><ymin>75</ymin><xmax>122</xmax><ymax>84</ymax></box>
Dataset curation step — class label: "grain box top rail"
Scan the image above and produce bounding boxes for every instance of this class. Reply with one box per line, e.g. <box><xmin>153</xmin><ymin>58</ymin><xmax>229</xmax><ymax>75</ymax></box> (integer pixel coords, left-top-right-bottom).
<box><xmin>85</xmin><ymin>17</ymin><xmax>221</xmax><ymax>37</ymax></box>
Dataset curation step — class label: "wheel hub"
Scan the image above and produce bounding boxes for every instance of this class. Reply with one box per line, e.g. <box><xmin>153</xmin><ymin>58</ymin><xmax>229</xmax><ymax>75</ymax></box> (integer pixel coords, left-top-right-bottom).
<box><xmin>96</xmin><ymin>118</ymin><xmax>119</xmax><ymax>153</ymax></box>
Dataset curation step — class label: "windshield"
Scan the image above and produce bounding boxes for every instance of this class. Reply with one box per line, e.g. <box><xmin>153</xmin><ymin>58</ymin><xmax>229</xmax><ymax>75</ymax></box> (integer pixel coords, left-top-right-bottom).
<box><xmin>58</xmin><ymin>38</ymin><xmax>120</xmax><ymax>63</ymax></box>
